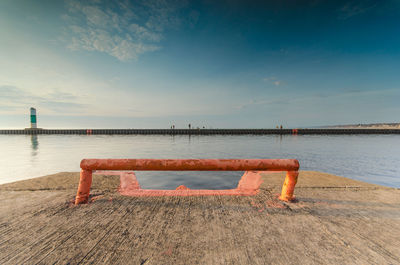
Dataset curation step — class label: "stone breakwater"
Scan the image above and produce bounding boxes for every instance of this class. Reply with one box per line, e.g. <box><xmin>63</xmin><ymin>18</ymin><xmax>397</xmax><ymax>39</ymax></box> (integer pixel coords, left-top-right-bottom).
<box><xmin>1</xmin><ymin>128</ymin><xmax>400</xmax><ymax>135</ymax></box>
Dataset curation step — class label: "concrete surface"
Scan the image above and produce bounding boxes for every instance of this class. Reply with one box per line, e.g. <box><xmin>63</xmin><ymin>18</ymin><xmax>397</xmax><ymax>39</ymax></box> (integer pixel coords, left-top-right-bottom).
<box><xmin>0</xmin><ymin>171</ymin><xmax>399</xmax><ymax>264</ymax></box>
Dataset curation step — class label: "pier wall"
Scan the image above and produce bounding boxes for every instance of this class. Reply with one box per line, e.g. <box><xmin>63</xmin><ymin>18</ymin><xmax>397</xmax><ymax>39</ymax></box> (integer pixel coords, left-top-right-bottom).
<box><xmin>0</xmin><ymin>128</ymin><xmax>399</xmax><ymax>135</ymax></box>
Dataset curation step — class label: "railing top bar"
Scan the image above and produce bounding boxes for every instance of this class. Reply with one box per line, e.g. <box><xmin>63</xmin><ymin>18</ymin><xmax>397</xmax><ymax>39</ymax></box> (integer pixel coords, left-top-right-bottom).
<box><xmin>80</xmin><ymin>159</ymin><xmax>299</xmax><ymax>171</ymax></box>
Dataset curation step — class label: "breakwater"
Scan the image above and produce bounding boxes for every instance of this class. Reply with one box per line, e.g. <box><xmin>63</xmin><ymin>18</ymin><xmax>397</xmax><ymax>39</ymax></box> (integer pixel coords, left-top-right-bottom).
<box><xmin>1</xmin><ymin>128</ymin><xmax>400</xmax><ymax>135</ymax></box>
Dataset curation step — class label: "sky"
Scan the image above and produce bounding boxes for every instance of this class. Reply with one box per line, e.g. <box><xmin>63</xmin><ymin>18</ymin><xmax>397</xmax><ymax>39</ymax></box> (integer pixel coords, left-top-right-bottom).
<box><xmin>0</xmin><ymin>0</ymin><xmax>399</xmax><ymax>129</ymax></box>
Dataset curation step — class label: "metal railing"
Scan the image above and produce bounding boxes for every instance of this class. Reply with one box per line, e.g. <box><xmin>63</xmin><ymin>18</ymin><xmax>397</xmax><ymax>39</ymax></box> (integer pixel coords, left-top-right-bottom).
<box><xmin>75</xmin><ymin>159</ymin><xmax>300</xmax><ymax>204</ymax></box>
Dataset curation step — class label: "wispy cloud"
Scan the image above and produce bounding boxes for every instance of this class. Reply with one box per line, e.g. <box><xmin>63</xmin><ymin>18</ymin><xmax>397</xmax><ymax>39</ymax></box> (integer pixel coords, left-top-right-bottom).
<box><xmin>263</xmin><ymin>76</ymin><xmax>282</xmax><ymax>86</ymax></box>
<box><xmin>236</xmin><ymin>98</ymin><xmax>286</xmax><ymax>110</ymax></box>
<box><xmin>62</xmin><ymin>0</ymin><xmax>187</xmax><ymax>61</ymax></box>
<box><xmin>0</xmin><ymin>85</ymin><xmax>86</xmax><ymax>115</ymax></box>
<box><xmin>236</xmin><ymin>88</ymin><xmax>399</xmax><ymax>110</ymax></box>
<box><xmin>338</xmin><ymin>1</ymin><xmax>377</xmax><ymax>20</ymax></box>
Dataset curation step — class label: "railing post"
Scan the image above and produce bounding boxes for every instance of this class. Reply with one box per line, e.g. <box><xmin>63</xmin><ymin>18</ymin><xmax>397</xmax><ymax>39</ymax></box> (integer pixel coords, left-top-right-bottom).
<box><xmin>279</xmin><ymin>171</ymin><xmax>299</xmax><ymax>201</ymax></box>
<box><xmin>75</xmin><ymin>169</ymin><xmax>93</xmax><ymax>205</ymax></box>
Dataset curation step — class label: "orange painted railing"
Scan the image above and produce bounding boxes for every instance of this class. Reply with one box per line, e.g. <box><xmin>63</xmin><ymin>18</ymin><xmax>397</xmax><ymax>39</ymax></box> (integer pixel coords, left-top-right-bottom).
<box><xmin>75</xmin><ymin>159</ymin><xmax>299</xmax><ymax>205</ymax></box>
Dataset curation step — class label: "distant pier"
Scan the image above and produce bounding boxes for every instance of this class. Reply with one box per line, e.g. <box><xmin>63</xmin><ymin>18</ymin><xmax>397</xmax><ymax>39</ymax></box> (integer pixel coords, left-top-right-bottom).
<box><xmin>0</xmin><ymin>128</ymin><xmax>400</xmax><ymax>135</ymax></box>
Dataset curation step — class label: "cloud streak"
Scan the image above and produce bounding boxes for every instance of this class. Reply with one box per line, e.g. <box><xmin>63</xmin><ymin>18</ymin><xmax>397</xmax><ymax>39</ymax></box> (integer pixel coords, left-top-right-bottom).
<box><xmin>338</xmin><ymin>1</ymin><xmax>377</xmax><ymax>20</ymax></box>
<box><xmin>263</xmin><ymin>76</ymin><xmax>282</xmax><ymax>86</ymax></box>
<box><xmin>0</xmin><ymin>85</ymin><xmax>87</xmax><ymax>115</ymax></box>
<box><xmin>236</xmin><ymin>88</ymin><xmax>399</xmax><ymax>110</ymax></box>
<box><xmin>63</xmin><ymin>0</ymin><xmax>187</xmax><ymax>61</ymax></box>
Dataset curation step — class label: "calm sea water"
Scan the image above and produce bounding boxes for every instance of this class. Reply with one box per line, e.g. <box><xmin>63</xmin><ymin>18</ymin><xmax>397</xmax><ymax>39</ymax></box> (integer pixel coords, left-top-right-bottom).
<box><xmin>0</xmin><ymin>134</ymin><xmax>399</xmax><ymax>188</ymax></box>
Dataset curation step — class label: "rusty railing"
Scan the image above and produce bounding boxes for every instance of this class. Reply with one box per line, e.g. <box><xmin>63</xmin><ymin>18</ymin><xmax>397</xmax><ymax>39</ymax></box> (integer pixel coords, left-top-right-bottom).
<box><xmin>75</xmin><ymin>159</ymin><xmax>299</xmax><ymax>205</ymax></box>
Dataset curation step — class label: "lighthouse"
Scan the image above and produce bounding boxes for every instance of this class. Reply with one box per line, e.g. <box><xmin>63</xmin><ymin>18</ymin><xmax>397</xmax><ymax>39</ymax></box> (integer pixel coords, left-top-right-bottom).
<box><xmin>30</xmin><ymin>107</ymin><xmax>37</xmax><ymax>128</ymax></box>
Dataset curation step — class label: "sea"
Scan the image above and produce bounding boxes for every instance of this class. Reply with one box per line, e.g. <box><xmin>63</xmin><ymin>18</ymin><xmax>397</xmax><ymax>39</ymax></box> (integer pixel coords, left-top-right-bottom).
<box><xmin>0</xmin><ymin>134</ymin><xmax>399</xmax><ymax>188</ymax></box>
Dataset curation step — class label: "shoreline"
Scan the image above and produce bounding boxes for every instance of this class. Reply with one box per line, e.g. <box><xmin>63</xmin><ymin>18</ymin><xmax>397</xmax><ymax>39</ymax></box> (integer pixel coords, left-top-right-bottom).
<box><xmin>1</xmin><ymin>169</ymin><xmax>397</xmax><ymax>189</ymax></box>
<box><xmin>1</xmin><ymin>170</ymin><xmax>399</xmax><ymax>264</ymax></box>
<box><xmin>0</xmin><ymin>170</ymin><xmax>392</xmax><ymax>191</ymax></box>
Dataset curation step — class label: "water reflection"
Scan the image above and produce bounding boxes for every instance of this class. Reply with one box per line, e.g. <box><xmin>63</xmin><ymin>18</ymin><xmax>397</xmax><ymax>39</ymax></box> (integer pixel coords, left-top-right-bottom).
<box><xmin>31</xmin><ymin>135</ymin><xmax>39</xmax><ymax>156</ymax></box>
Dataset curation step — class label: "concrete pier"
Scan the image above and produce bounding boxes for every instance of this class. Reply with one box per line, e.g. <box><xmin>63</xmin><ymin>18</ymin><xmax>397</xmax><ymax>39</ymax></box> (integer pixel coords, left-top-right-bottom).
<box><xmin>0</xmin><ymin>171</ymin><xmax>399</xmax><ymax>264</ymax></box>
<box><xmin>1</xmin><ymin>128</ymin><xmax>400</xmax><ymax>135</ymax></box>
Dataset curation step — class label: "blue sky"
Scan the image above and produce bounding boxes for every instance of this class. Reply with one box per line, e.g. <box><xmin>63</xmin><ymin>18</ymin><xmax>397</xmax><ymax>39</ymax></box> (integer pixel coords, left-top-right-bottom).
<box><xmin>0</xmin><ymin>0</ymin><xmax>399</xmax><ymax>128</ymax></box>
